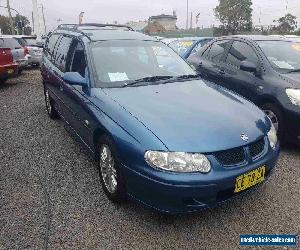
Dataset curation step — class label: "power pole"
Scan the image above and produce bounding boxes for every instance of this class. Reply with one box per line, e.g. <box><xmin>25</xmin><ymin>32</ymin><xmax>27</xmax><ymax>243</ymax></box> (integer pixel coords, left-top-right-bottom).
<box><xmin>40</xmin><ymin>4</ymin><xmax>46</xmax><ymax>34</ymax></box>
<box><xmin>186</xmin><ymin>0</ymin><xmax>189</xmax><ymax>30</ymax></box>
<box><xmin>190</xmin><ymin>12</ymin><xmax>193</xmax><ymax>29</ymax></box>
<box><xmin>32</xmin><ymin>0</ymin><xmax>41</xmax><ymax>41</ymax></box>
<box><xmin>7</xmin><ymin>0</ymin><xmax>14</xmax><ymax>35</ymax></box>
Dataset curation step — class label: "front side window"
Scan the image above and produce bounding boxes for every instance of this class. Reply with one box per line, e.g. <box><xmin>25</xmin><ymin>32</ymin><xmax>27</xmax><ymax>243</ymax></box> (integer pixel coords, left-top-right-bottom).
<box><xmin>207</xmin><ymin>40</ymin><xmax>230</xmax><ymax>62</ymax></box>
<box><xmin>226</xmin><ymin>41</ymin><xmax>259</xmax><ymax>68</ymax></box>
<box><xmin>90</xmin><ymin>40</ymin><xmax>195</xmax><ymax>87</ymax></box>
<box><xmin>53</xmin><ymin>36</ymin><xmax>73</xmax><ymax>72</ymax></box>
<box><xmin>257</xmin><ymin>41</ymin><xmax>300</xmax><ymax>73</ymax></box>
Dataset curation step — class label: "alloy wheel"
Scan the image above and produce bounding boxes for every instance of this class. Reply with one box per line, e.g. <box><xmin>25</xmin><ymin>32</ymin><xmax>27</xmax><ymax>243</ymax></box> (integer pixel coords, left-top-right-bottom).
<box><xmin>263</xmin><ymin>109</ymin><xmax>279</xmax><ymax>131</ymax></box>
<box><xmin>99</xmin><ymin>144</ymin><xmax>118</xmax><ymax>194</ymax></box>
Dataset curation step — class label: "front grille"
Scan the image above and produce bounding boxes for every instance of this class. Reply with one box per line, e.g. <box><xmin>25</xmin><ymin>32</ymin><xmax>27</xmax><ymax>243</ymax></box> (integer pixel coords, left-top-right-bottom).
<box><xmin>249</xmin><ymin>138</ymin><xmax>266</xmax><ymax>159</ymax></box>
<box><xmin>214</xmin><ymin>147</ymin><xmax>245</xmax><ymax>166</ymax></box>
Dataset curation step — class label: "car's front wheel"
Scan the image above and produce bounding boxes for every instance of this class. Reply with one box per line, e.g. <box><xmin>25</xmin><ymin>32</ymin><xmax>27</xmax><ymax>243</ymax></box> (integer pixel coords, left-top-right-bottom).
<box><xmin>261</xmin><ymin>103</ymin><xmax>284</xmax><ymax>141</ymax></box>
<box><xmin>44</xmin><ymin>87</ymin><xmax>59</xmax><ymax>119</ymax></box>
<box><xmin>98</xmin><ymin>135</ymin><xmax>126</xmax><ymax>203</ymax></box>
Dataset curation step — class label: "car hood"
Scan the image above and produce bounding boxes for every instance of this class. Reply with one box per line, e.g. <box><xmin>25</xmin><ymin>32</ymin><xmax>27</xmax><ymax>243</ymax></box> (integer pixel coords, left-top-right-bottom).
<box><xmin>102</xmin><ymin>80</ymin><xmax>270</xmax><ymax>153</ymax></box>
<box><xmin>281</xmin><ymin>72</ymin><xmax>300</xmax><ymax>87</ymax></box>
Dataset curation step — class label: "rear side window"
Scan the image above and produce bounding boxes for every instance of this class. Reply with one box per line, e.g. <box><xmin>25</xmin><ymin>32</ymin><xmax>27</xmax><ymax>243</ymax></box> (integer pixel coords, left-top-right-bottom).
<box><xmin>226</xmin><ymin>41</ymin><xmax>259</xmax><ymax>68</ymax></box>
<box><xmin>53</xmin><ymin>36</ymin><xmax>73</xmax><ymax>72</ymax></box>
<box><xmin>44</xmin><ymin>34</ymin><xmax>61</xmax><ymax>59</ymax></box>
<box><xmin>0</xmin><ymin>38</ymin><xmax>22</xmax><ymax>49</ymax></box>
<box><xmin>207</xmin><ymin>40</ymin><xmax>230</xmax><ymax>62</ymax></box>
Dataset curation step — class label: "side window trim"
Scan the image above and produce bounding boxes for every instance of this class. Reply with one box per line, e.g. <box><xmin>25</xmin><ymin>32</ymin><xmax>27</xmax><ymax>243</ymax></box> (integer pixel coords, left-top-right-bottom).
<box><xmin>207</xmin><ymin>39</ymin><xmax>232</xmax><ymax>63</ymax></box>
<box><xmin>225</xmin><ymin>40</ymin><xmax>261</xmax><ymax>69</ymax></box>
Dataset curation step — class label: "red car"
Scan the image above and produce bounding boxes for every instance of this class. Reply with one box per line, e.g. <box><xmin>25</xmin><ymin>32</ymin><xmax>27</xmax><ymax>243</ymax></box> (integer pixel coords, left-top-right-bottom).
<box><xmin>0</xmin><ymin>48</ymin><xmax>18</xmax><ymax>84</ymax></box>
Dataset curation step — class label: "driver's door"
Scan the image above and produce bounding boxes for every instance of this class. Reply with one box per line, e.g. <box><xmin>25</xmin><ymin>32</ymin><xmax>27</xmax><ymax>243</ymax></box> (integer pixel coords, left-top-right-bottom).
<box><xmin>221</xmin><ymin>41</ymin><xmax>264</xmax><ymax>102</ymax></box>
<box><xmin>63</xmin><ymin>40</ymin><xmax>95</xmax><ymax>149</ymax></box>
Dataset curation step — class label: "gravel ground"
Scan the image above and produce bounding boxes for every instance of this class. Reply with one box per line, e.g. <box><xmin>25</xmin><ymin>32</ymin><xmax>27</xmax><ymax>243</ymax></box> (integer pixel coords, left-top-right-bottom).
<box><xmin>0</xmin><ymin>69</ymin><xmax>299</xmax><ymax>250</ymax></box>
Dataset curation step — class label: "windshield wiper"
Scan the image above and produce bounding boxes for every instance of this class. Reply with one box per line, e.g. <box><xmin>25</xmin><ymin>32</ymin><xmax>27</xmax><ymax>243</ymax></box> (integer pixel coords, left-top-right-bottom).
<box><xmin>286</xmin><ymin>69</ymin><xmax>300</xmax><ymax>73</ymax></box>
<box><xmin>171</xmin><ymin>74</ymin><xmax>200</xmax><ymax>81</ymax></box>
<box><xmin>123</xmin><ymin>76</ymin><xmax>173</xmax><ymax>87</ymax></box>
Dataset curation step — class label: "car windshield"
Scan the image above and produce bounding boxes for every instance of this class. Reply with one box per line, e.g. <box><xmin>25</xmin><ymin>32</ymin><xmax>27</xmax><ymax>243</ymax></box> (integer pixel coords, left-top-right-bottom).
<box><xmin>24</xmin><ymin>38</ymin><xmax>38</xmax><ymax>46</ymax></box>
<box><xmin>169</xmin><ymin>40</ymin><xmax>196</xmax><ymax>56</ymax></box>
<box><xmin>90</xmin><ymin>40</ymin><xmax>196</xmax><ymax>87</ymax></box>
<box><xmin>257</xmin><ymin>41</ymin><xmax>300</xmax><ymax>73</ymax></box>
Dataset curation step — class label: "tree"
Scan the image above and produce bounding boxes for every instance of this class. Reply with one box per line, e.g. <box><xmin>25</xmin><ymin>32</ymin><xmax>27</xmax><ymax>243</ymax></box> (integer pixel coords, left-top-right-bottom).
<box><xmin>273</xmin><ymin>13</ymin><xmax>297</xmax><ymax>34</ymax></box>
<box><xmin>0</xmin><ymin>15</ymin><xmax>11</xmax><ymax>34</ymax></box>
<box><xmin>214</xmin><ymin>0</ymin><xmax>253</xmax><ymax>35</ymax></box>
<box><xmin>13</xmin><ymin>14</ymin><xmax>31</xmax><ymax>35</ymax></box>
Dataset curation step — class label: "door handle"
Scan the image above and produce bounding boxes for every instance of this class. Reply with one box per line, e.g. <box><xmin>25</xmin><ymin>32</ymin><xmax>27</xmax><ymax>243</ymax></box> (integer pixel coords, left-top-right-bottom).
<box><xmin>218</xmin><ymin>69</ymin><xmax>226</xmax><ymax>75</ymax></box>
<box><xmin>59</xmin><ymin>85</ymin><xmax>63</xmax><ymax>92</ymax></box>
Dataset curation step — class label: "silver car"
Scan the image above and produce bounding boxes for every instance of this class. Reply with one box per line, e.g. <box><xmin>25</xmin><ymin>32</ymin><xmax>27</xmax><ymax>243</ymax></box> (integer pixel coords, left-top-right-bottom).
<box><xmin>14</xmin><ymin>36</ymin><xmax>43</xmax><ymax>66</ymax></box>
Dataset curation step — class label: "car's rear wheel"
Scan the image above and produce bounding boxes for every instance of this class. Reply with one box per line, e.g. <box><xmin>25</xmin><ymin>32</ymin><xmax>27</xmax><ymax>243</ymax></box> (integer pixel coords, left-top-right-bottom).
<box><xmin>44</xmin><ymin>87</ymin><xmax>59</xmax><ymax>119</ymax></box>
<box><xmin>261</xmin><ymin>103</ymin><xmax>284</xmax><ymax>141</ymax></box>
<box><xmin>98</xmin><ymin>135</ymin><xmax>126</xmax><ymax>203</ymax></box>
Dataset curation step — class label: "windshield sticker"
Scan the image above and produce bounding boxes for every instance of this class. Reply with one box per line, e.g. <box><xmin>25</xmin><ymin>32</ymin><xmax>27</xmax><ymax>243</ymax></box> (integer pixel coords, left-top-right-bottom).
<box><xmin>108</xmin><ymin>72</ymin><xmax>129</xmax><ymax>82</ymax></box>
<box><xmin>272</xmin><ymin>60</ymin><xmax>294</xmax><ymax>69</ymax></box>
<box><xmin>179</xmin><ymin>41</ymin><xmax>193</xmax><ymax>47</ymax></box>
<box><xmin>291</xmin><ymin>44</ymin><xmax>300</xmax><ymax>51</ymax></box>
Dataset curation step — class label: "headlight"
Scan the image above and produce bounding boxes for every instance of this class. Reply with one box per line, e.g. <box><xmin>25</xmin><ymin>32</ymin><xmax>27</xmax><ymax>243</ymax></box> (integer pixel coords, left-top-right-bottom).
<box><xmin>145</xmin><ymin>151</ymin><xmax>211</xmax><ymax>173</ymax></box>
<box><xmin>267</xmin><ymin>124</ymin><xmax>278</xmax><ymax>149</ymax></box>
<box><xmin>286</xmin><ymin>88</ymin><xmax>300</xmax><ymax>106</ymax></box>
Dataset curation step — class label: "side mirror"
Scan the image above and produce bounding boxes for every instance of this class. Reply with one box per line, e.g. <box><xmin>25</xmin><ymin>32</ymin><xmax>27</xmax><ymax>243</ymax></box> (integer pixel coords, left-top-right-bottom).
<box><xmin>240</xmin><ymin>61</ymin><xmax>257</xmax><ymax>73</ymax></box>
<box><xmin>63</xmin><ymin>72</ymin><xmax>88</xmax><ymax>87</ymax></box>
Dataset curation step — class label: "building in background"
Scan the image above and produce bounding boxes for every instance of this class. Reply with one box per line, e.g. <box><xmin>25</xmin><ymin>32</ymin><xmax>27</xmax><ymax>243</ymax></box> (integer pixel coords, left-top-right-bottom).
<box><xmin>125</xmin><ymin>20</ymin><xmax>148</xmax><ymax>32</ymax></box>
<box><xmin>148</xmin><ymin>12</ymin><xmax>177</xmax><ymax>31</ymax></box>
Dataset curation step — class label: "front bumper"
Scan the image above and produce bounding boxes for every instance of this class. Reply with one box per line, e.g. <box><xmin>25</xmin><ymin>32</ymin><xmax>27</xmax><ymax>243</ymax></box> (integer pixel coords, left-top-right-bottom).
<box><xmin>284</xmin><ymin>106</ymin><xmax>300</xmax><ymax>144</ymax></box>
<box><xmin>123</xmin><ymin>143</ymin><xmax>280</xmax><ymax>213</ymax></box>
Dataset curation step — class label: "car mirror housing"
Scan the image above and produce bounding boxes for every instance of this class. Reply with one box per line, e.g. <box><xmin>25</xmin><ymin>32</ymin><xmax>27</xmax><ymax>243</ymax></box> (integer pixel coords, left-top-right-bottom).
<box><xmin>63</xmin><ymin>72</ymin><xmax>88</xmax><ymax>87</ymax></box>
<box><xmin>240</xmin><ymin>61</ymin><xmax>257</xmax><ymax>73</ymax></box>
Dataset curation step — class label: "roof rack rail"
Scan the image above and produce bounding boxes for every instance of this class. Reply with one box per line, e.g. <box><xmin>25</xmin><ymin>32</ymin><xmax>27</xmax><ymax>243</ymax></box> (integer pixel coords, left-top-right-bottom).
<box><xmin>57</xmin><ymin>24</ymin><xmax>77</xmax><ymax>29</ymax></box>
<box><xmin>77</xmin><ymin>23</ymin><xmax>134</xmax><ymax>31</ymax></box>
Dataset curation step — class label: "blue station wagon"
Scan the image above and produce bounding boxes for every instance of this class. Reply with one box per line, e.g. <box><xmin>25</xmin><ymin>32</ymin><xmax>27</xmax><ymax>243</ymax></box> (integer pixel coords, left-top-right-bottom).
<box><xmin>41</xmin><ymin>24</ymin><xmax>280</xmax><ymax>213</ymax></box>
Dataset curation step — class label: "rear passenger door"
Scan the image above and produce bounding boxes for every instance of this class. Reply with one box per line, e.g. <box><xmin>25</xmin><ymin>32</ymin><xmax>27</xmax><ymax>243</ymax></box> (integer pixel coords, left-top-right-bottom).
<box><xmin>42</xmin><ymin>33</ymin><xmax>62</xmax><ymax>104</ymax></box>
<box><xmin>221</xmin><ymin>40</ymin><xmax>264</xmax><ymax>101</ymax></box>
<box><xmin>50</xmin><ymin>35</ymin><xmax>74</xmax><ymax>122</ymax></box>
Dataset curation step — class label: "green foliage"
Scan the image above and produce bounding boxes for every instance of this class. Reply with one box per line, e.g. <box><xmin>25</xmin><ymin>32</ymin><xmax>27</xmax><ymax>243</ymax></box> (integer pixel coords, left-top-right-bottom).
<box><xmin>273</xmin><ymin>13</ymin><xmax>297</xmax><ymax>34</ymax></box>
<box><xmin>0</xmin><ymin>14</ymin><xmax>31</xmax><ymax>35</ymax></box>
<box><xmin>214</xmin><ymin>0</ymin><xmax>253</xmax><ymax>35</ymax></box>
<box><xmin>0</xmin><ymin>15</ymin><xmax>12</xmax><ymax>34</ymax></box>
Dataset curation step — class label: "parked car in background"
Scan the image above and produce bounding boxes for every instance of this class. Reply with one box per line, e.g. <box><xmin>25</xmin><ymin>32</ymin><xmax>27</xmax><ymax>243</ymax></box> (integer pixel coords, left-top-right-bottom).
<box><xmin>0</xmin><ymin>47</ymin><xmax>18</xmax><ymax>83</ymax></box>
<box><xmin>41</xmin><ymin>24</ymin><xmax>279</xmax><ymax>213</ymax></box>
<box><xmin>188</xmin><ymin>35</ymin><xmax>300</xmax><ymax>144</ymax></box>
<box><xmin>14</xmin><ymin>35</ymin><xmax>43</xmax><ymax>67</ymax></box>
<box><xmin>0</xmin><ymin>36</ymin><xmax>28</xmax><ymax>74</ymax></box>
<box><xmin>283</xmin><ymin>35</ymin><xmax>300</xmax><ymax>43</ymax></box>
<box><xmin>167</xmin><ymin>37</ymin><xmax>213</xmax><ymax>59</ymax></box>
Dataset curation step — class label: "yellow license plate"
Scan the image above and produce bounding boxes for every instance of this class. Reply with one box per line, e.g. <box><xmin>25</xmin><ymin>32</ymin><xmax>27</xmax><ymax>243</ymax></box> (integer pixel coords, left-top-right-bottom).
<box><xmin>234</xmin><ymin>166</ymin><xmax>266</xmax><ymax>193</ymax></box>
<box><xmin>7</xmin><ymin>69</ymin><xmax>14</xmax><ymax>74</ymax></box>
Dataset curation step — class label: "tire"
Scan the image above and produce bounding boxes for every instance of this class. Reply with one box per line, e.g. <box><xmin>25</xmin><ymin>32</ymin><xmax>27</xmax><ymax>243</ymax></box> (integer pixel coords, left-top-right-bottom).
<box><xmin>44</xmin><ymin>87</ymin><xmax>60</xmax><ymax>119</ymax></box>
<box><xmin>261</xmin><ymin>103</ymin><xmax>285</xmax><ymax>141</ymax></box>
<box><xmin>97</xmin><ymin>135</ymin><xmax>127</xmax><ymax>203</ymax></box>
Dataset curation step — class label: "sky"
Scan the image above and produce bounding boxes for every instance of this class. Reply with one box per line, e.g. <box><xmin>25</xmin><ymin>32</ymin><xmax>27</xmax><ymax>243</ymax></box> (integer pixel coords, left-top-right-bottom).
<box><xmin>1</xmin><ymin>0</ymin><xmax>300</xmax><ymax>32</ymax></box>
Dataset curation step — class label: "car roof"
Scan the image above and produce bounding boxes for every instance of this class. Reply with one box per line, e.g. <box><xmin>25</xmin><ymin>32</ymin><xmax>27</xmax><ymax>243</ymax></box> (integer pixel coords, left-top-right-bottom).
<box><xmin>86</xmin><ymin>30</ymin><xmax>157</xmax><ymax>42</ymax></box>
<box><xmin>54</xmin><ymin>24</ymin><xmax>157</xmax><ymax>42</ymax></box>
<box><xmin>224</xmin><ymin>35</ymin><xmax>289</xmax><ymax>42</ymax></box>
